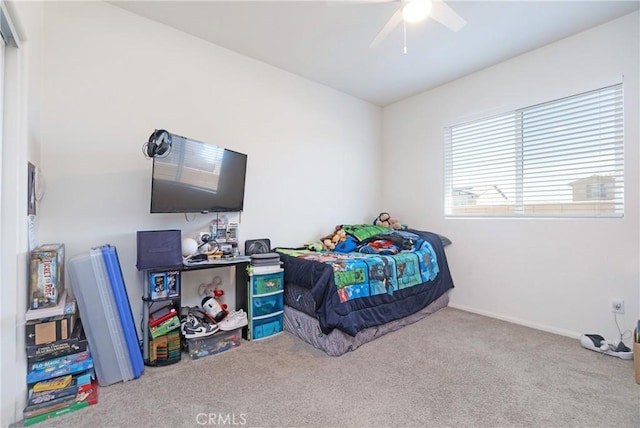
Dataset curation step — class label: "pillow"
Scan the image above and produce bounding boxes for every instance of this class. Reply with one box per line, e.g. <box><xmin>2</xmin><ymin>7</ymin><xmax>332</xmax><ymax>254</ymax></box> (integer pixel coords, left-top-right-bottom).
<box><xmin>437</xmin><ymin>234</ymin><xmax>452</xmax><ymax>247</ymax></box>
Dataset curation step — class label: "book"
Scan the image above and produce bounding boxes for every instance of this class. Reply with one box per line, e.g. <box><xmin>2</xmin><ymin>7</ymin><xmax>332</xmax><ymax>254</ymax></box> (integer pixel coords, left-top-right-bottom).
<box><xmin>149</xmin><ymin>315</ymin><xmax>180</xmax><ymax>339</ymax></box>
<box><xmin>149</xmin><ymin>304</ymin><xmax>178</xmax><ymax>327</ymax></box>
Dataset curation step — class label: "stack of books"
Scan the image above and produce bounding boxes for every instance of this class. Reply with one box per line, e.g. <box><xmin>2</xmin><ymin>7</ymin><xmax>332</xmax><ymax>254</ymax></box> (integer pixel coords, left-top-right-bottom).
<box><xmin>248</xmin><ymin>253</ymin><xmax>282</xmax><ymax>275</ymax></box>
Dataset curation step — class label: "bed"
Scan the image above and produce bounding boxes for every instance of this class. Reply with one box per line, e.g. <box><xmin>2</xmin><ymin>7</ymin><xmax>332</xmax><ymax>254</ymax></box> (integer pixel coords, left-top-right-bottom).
<box><xmin>275</xmin><ymin>228</ymin><xmax>454</xmax><ymax>356</ymax></box>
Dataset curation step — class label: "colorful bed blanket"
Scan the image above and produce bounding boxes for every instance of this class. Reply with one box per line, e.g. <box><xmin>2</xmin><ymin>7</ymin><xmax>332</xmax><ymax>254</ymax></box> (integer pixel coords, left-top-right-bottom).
<box><xmin>278</xmin><ymin>239</ymin><xmax>439</xmax><ymax>303</ymax></box>
<box><xmin>276</xmin><ymin>229</ymin><xmax>454</xmax><ymax>336</ymax></box>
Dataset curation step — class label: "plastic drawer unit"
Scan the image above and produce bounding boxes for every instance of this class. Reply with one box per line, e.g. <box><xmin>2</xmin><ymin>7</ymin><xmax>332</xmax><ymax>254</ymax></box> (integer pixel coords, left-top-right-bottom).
<box><xmin>252</xmin><ymin>313</ymin><xmax>284</xmax><ymax>340</ymax></box>
<box><xmin>251</xmin><ymin>271</ymin><xmax>283</xmax><ymax>295</ymax></box>
<box><xmin>248</xmin><ymin>270</ymin><xmax>284</xmax><ymax>340</ymax></box>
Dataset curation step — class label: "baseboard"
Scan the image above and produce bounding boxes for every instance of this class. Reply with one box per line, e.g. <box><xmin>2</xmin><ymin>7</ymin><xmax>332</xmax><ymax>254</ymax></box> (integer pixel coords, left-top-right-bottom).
<box><xmin>447</xmin><ymin>302</ymin><xmax>582</xmax><ymax>339</ymax></box>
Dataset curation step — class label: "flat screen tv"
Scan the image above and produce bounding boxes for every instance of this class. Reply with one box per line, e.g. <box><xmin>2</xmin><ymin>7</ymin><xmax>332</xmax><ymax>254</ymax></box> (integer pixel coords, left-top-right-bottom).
<box><xmin>150</xmin><ymin>133</ymin><xmax>247</xmax><ymax>214</ymax></box>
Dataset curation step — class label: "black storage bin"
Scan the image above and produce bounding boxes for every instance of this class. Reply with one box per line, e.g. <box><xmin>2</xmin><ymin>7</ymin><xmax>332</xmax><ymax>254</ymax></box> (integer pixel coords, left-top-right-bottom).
<box><xmin>136</xmin><ymin>230</ymin><xmax>183</xmax><ymax>270</ymax></box>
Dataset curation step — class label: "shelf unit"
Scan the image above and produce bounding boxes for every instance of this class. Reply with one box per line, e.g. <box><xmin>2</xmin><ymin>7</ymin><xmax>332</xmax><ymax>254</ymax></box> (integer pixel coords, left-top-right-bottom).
<box><xmin>140</xmin><ymin>260</ymin><xmax>251</xmax><ymax>366</ymax></box>
<box><xmin>141</xmin><ymin>269</ymin><xmax>182</xmax><ymax>366</ymax></box>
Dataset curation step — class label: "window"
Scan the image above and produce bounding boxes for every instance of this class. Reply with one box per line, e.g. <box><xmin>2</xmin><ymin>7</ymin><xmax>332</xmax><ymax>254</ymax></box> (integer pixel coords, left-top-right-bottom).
<box><xmin>444</xmin><ymin>84</ymin><xmax>624</xmax><ymax>217</ymax></box>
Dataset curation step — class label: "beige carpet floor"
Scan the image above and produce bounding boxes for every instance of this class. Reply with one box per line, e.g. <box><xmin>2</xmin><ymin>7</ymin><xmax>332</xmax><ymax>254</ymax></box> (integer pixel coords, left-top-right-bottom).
<box><xmin>18</xmin><ymin>307</ymin><xmax>640</xmax><ymax>428</ymax></box>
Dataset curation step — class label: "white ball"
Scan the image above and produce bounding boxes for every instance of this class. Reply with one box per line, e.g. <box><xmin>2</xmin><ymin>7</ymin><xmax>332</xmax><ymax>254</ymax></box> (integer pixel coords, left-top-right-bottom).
<box><xmin>182</xmin><ymin>238</ymin><xmax>198</xmax><ymax>257</ymax></box>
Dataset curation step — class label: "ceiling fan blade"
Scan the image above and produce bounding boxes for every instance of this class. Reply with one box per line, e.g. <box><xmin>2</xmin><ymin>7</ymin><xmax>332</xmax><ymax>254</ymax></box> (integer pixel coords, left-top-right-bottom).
<box><xmin>325</xmin><ymin>0</ymin><xmax>395</xmax><ymax>4</ymax></box>
<box><xmin>430</xmin><ymin>0</ymin><xmax>466</xmax><ymax>32</ymax></box>
<box><xmin>369</xmin><ymin>7</ymin><xmax>403</xmax><ymax>48</ymax></box>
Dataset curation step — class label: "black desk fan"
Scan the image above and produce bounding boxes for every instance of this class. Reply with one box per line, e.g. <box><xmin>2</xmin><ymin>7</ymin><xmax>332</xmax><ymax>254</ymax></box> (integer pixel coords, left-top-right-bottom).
<box><xmin>245</xmin><ymin>239</ymin><xmax>271</xmax><ymax>256</ymax></box>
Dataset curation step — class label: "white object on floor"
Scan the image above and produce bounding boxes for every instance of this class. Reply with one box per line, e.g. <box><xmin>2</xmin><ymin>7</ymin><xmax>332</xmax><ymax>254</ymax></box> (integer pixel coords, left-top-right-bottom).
<box><xmin>219</xmin><ymin>309</ymin><xmax>248</xmax><ymax>331</ymax></box>
<box><xmin>579</xmin><ymin>334</ymin><xmax>633</xmax><ymax>360</ymax></box>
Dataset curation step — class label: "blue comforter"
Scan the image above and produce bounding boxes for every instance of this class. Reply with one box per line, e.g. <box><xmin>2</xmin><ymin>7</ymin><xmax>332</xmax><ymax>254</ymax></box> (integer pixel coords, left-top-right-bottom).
<box><xmin>276</xmin><ymin>229</ymin><xmax>454</xmax><ymax>336</ymax></box>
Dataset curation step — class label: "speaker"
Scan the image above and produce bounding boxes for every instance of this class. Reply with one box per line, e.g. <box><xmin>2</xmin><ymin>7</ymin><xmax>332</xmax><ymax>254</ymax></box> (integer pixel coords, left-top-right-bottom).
<box><xmin>146</xmin><ymin>129</ymin><xmax>172</xmax><ymax>158</ymax></box>
<box><xmin>245</xmin><ymin>239</ymin><xmax>271</xmax><ymax>256</ymax></box>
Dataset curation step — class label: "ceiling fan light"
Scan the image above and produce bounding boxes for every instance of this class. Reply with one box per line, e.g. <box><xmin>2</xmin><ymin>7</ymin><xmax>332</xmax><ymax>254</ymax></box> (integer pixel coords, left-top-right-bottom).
<box><xmin>402</xmin><ymin>0</ymin><xmax>432</xmax><ymax>24</ymax></box>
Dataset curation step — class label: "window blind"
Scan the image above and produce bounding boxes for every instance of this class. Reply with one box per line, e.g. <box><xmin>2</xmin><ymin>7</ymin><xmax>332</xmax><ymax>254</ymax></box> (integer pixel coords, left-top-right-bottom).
<box><xmin>444</xmin><ymin>84</ymin><xmax>624</xmax><ymax>217</ymax></box>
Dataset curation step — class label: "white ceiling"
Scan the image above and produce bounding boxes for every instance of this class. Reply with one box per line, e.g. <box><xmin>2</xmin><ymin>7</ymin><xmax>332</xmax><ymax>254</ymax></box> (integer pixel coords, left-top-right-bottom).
<box><xmin>110</xmin><ymin>1</ymin><xmax>640</xmax><ymax>107</ymax></box>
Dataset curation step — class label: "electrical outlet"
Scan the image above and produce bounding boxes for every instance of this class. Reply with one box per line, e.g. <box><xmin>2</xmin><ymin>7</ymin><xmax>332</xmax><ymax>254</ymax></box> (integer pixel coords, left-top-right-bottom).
<box><xmin>611</xmin><ymin>299</ymin><xmax>624</xmax><ymax>314</ymax></box>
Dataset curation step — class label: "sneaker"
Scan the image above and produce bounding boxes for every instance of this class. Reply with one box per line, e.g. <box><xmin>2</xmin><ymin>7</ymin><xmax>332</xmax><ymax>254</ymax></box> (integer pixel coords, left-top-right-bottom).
<box><xmin>579</xmin><ymin>334</ymin><xmax>633</xmax><ymax>360</ymax></box>
<box><xmin>181</xmin><ymin>313</ymin><xmax>219</xmax><ymax>339</ymax></box>
<box><xmin>218</xmin><ymin>309</ymin><xmax>248</xmax><ymax>331</ymax></box>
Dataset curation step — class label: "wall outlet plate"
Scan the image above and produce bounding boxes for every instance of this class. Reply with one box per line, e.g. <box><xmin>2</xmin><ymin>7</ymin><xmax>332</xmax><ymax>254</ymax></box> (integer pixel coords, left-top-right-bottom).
<box><xmin>611</xmin><ymin>299</ymin><xmax>624</xmax><ymax>314</ymax></box>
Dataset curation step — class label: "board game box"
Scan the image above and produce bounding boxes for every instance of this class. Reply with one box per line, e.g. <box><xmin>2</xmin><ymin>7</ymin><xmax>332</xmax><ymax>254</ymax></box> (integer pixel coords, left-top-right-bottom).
<box><xmin>26</xmin><ymin>318</ymin><xmax>88</xmax><ymax>362</ymax></box>
<box><xmin>26</xmin><ymin>351</ymin><xmax>93</xmax><ymax>384</ymax></box>
<box><xmin>25</xmin><ymin>311</ymin><xmax>77</xmax><ymax>347</ymax></box>
<box><xmin>30</xmin><ymin>243</ymin><xmax>65</xmax><ymax>309</ymax></box>
<box><xmin>23</xmin><ymin>380</ymin><xmax>98</xmax><ymax>426</ymax></box>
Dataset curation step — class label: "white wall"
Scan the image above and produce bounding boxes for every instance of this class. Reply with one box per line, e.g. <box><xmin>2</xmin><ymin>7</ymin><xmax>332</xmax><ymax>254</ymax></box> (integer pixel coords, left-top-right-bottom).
<box><xmin>0</xmin><ymin>2</ymin><xmax>382</xmax><ymax>425</ymax></box>
<box><xmin>36</xmin><ymin>1</ymin><xmax>380</xmax><ymax>323</ymax></box>
<box><xmin>383</xmin><ymin>12</ymin><xmax>640</xmax><ymax>342</ymax></box>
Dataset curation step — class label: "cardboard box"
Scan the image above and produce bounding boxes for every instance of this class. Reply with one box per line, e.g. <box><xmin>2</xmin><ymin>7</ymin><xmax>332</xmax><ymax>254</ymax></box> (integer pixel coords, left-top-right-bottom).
<box><xmin>634</xmin><ymin>343</ymin><xmax>640</xmax><ymax>385</ymax></box>
<box><xmin>25</xmin><ymin>312</ymin><xmax>77</xmax><ymax>346</ymax></box>
<box><xmin>30</xmin><ymin>244</ymin><xmax>65</xmax><ymax>309</ymax></box>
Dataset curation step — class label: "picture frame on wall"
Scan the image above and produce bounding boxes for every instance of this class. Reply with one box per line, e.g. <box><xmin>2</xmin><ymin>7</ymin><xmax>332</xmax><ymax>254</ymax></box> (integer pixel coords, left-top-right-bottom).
<box><xmin>28</xmin><ymin>162</ymin><xmax>36</xmax><ymax>216</ymax></box>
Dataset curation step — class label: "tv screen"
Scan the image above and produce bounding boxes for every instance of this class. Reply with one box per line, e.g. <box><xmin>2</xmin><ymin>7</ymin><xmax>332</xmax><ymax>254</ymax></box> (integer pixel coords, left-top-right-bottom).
<box><xmin>150</xmin><ymin>133</ymin><xmax>247</xmax><ymax>213</ymax></box>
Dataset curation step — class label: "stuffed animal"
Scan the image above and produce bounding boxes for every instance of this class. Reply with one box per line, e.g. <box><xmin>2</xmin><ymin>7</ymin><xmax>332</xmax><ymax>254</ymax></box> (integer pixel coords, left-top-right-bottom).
<box><xmin>198</xmin><ymin>275</ymin><xmax>224</xmax><ymax>298</ymax></box>
<box><xmin>323</xmin><ymin>238</ymin><xmax>336</xmax><ymax>251</ymax></box>
<box><xmin>304</xmin><ymin>242</ymin><xmax>324</xmax><ymax>252</ymax></box>
<box><xmin>375</xmin><ymin>212</ymin><xmax>403</xmax><ymax>230</ymax></box>
<box><xmin>332</xmin><ymin>228</ymin><xmax>347</xmax><ymax>244</ymax></box>
<box><xmin>322</xmin><ymin>226</ymin><xmax>347</xmax><ymax>251</ymax></box>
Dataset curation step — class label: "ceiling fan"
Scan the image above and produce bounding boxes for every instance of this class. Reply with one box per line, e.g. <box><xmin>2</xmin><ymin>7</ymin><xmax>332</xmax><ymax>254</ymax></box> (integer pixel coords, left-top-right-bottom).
<box><xmin>368</xmin><ymin>0</ymin><xmax>466</xmax><ymax>51</ymax></box>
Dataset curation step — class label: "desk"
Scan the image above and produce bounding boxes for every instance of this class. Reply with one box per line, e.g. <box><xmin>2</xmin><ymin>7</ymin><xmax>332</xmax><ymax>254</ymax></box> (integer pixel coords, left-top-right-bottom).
<box><xmin>141</xmin><ymin>260</ymin><xmax>250</xmax><ymax>365</ymax></box>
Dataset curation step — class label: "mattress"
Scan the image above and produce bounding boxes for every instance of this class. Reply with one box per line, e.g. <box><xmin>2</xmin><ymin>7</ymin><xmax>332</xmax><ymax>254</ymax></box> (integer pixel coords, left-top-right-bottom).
<box><xmin>283</xmin><ymin>290</ymin><xmax>450</xmax><ymax>356</ymax></box>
